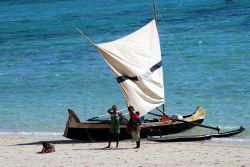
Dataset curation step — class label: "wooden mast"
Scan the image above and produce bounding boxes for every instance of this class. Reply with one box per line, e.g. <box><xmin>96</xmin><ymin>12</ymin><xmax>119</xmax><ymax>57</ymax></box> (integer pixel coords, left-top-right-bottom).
<box><xmin>154</xmin><ymin>0</ymin><xmax>166</xmax><ymax>112</ymax></box>
<box><xmin>153</xmin><ymin>0</ymin><xmax>157</xmax><ymax>26</ymax></box>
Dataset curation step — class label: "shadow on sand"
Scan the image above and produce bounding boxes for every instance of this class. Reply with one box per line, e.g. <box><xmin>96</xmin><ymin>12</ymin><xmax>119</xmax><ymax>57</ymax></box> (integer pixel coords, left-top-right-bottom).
<box><xmin>12</xmin><ymin>139</ymin><xmax>87</xmax><ymax>146</ymax></box>
<box><xmin>73</xmin><ymin>147</ymin><xmax>134</xmax><ymax>151</ymax></box>
<box><xmin>12</xmin><ymin>140</ymin><xmax>134</xmax><ymax>151</ymax></box>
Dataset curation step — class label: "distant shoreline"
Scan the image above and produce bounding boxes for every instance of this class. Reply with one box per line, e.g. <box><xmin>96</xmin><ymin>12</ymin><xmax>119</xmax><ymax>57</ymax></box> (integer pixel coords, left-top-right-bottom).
<box><xmin>0</xmin><ymin>131</ymin><xmax>63</xmax><ymax>136</ymax></box>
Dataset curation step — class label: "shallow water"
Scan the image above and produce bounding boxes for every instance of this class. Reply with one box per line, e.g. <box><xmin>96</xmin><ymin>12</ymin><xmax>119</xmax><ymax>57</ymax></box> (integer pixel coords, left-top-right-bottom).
<box><xmin>0</xmin><ymin>0</ymin><xmax>249</xmax><ymax>142</ymax></box>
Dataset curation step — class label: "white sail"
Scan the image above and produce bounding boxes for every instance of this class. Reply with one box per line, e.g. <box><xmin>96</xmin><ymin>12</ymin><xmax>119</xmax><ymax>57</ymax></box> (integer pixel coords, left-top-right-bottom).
<box><xmin>89</xmin><ymin>19</ymin><xmax>164</xmax><ymax>116</ymax></box>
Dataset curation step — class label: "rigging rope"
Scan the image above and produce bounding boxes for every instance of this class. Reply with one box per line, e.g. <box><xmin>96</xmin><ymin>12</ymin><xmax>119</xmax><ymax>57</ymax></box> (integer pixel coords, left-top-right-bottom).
<box><xmin>82</xmin><ymin>50</ymin><xmax>91</xmax><ymax>120</ymax></box>
<box><xmin>155</xmin><ymin>5</ymin><xmax>205</xmax><ymax>108</ymax></box>
<box><xmin>86</xmin><ymin>128</ymin><xmax>95</xmax><ymax>143</ymax></box>
<box><xmin>156</xmin><ymin>3</ymin><xmax>227</xmax><ymax>88</ymax></box>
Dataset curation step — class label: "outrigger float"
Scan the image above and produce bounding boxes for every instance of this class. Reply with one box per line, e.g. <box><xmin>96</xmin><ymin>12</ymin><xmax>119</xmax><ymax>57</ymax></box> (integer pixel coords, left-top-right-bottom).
<box><xmin>147</xmin><ymin>126</ymin><xmax>245</xmax><ymax>142</ymax></box>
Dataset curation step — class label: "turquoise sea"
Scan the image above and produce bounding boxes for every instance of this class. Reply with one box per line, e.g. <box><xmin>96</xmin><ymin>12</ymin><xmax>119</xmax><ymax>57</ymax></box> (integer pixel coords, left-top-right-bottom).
<box><xmin>0</xmin><ymin>0</ymin><xmax>249</xmax><ymax>143</ymax></box>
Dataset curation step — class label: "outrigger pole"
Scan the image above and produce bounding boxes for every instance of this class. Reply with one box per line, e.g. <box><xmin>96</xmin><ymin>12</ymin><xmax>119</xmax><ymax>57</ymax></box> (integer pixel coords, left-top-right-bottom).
<box><xmin>156</xmin><ymin>107</ymin><xmax>220</xmax><ymax>133</ymax></box>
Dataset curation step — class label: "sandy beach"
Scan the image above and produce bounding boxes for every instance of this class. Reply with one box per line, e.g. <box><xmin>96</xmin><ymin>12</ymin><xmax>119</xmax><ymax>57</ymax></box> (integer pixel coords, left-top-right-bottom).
<box><xmin>0</xmin><ymin>135</ymin><xmax>249</xmax><ymax>167</ymax></box>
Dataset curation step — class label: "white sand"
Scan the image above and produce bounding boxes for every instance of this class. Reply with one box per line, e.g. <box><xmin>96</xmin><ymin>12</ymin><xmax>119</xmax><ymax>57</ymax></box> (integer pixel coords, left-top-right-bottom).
<box><xmin>0</xmin><ymin>135</ymin><xmax>249</xmax><ymax>167</ymax></box>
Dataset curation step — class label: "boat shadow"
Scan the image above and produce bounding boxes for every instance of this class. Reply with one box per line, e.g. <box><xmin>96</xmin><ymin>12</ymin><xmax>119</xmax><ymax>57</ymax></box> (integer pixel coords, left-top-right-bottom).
<box><xmin>12</xmin><ymin>139</ymin><xmax>86</xmax><ymax>146</ymax></box>
<box><xmin>12</xmin><ymin>140</ymin><xmax>136</xmax><ymax>151</ymax></box>
<box><xmin>73</xmin><ymin>147</ymin><xmax>136</xmax><ymax>151</ymax></box>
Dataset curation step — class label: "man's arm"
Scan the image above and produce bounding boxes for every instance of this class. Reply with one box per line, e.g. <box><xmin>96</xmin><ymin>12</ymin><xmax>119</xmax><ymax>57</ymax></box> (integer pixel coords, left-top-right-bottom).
<box><xmin>107</xmin><ymin>108</ymin><xmax>112</xmax><ymax>114</ymax></box>
<box><xmin>118</xmin><ymin>112</ymin><xmax>125</xmax><ymax>120</ymax></box>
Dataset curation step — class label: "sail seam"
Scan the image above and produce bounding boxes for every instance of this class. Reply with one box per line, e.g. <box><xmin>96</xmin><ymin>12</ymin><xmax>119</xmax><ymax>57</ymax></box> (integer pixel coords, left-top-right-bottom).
<box><xmin>116</xmin><ymin>76</ymin><xmax>138</xmax><ymax>83</ymax></box>
<box><xmin>150</xmin><ymin>61</ymin><xmax>162</xmax><ymax>73</ymax></box>
<box><xmin>116</xmin><ymin>60</ymin><xmax>162</xmax><ymax>84</ymax></box>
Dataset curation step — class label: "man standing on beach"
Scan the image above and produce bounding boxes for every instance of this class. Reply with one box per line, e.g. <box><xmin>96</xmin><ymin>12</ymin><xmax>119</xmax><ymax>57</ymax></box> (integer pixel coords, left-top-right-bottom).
<box><xmin>105</xmin><ymin>105</ymin><xmax>123</xmax><ymax>149</ymax></box>
<box><xmin>127</xmin><ymin>106</ymin><xmax>141</xmax><ymax>149</ymax></box>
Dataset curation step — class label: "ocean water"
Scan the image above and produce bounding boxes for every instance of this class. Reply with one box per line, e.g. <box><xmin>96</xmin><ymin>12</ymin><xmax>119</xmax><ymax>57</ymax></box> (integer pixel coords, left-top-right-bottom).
<box><xmin>0</xmin><ymin>0</ymin><xmax>249</xmax><ymax>142</ymax></box>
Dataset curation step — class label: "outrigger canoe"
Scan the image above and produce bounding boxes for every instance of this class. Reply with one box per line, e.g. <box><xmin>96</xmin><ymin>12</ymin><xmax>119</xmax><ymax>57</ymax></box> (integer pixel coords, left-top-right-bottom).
<box><xmin>64</xmin><ymin>107</ymin><xmax>205</xmax><ymax>141</ymax></box>
<box><xmin>64</xmin><ymin>1</ymin><xmax>207</xmax><ymax>141</ymax></box>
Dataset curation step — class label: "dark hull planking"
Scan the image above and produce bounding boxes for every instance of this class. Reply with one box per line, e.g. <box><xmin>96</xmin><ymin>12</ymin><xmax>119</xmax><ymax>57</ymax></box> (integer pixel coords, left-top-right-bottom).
<box><xmin>64</xmin><ymin>119</ymin><xmax>204</xmax><ymax>141</ymax></box>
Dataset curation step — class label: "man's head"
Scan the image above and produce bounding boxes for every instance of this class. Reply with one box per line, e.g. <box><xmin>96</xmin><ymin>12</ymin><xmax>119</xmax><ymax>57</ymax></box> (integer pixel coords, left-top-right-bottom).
<box><xmin>42</xmin><ymin>142</ymin><xmax>48</xmax><ymax>148</ymax></box>
<box><xmin>128</xmin><ymin>106</ymin><xmax>134</xmax><ymax>113</ymax></box>
<box><xmin>112</xmin><ymin>105</ymin><xmax>117</xmax><ymax>112</ymax></box>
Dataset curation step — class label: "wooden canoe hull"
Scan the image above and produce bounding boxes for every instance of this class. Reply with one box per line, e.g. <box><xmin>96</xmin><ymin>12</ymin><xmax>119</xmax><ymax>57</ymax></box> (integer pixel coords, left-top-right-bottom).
<box><xmin>64</xmin><ymin>119</ymin><xmax>204</xmax><ymax>141</ymax></box>
<box><xmin>64</xmin><ymin>107</ymin><xmax>206</xmax><ymax>141</ymax></box>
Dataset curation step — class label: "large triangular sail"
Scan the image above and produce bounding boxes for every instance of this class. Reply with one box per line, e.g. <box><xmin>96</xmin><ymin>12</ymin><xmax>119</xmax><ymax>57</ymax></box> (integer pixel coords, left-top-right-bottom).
<box><xmin>80</xmin><ymin>19</ymin><xmax>165</xmax><ymax>116</ymax></box>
